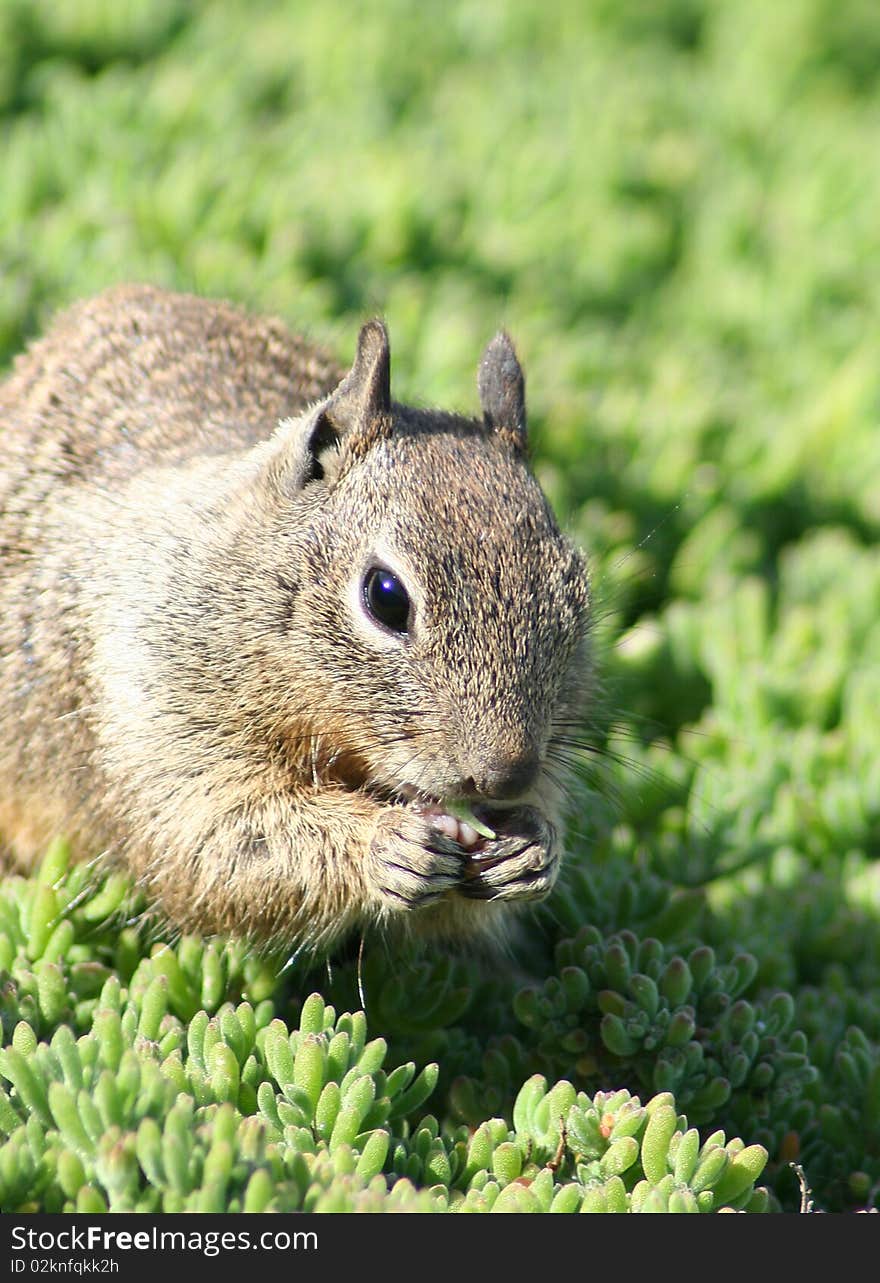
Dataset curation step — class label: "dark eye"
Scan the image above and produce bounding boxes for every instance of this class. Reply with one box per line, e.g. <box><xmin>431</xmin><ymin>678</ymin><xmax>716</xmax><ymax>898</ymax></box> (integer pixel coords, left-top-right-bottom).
<box><xmin>362</xmin><ymin>566</ymin><xmax>411</xmax><ymax>635</ymax></box>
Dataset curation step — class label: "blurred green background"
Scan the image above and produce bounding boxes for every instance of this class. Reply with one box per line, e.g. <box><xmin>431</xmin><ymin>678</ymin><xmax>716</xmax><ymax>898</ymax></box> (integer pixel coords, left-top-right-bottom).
<box><xmin>1</xmin><ymin>0</ymin><xmax>879</xmax><ymax>1212</ymax></box>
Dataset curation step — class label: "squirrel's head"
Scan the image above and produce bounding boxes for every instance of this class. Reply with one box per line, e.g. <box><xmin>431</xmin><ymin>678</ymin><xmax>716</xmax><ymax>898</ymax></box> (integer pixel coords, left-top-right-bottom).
<box><xmin>253</xmin><ymin>320</ymin><xmax>591</xmax><ymax>818</ymax></box>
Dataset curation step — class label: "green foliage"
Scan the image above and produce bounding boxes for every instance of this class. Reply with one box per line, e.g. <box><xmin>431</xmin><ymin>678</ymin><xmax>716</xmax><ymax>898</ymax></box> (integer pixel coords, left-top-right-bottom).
<box><xmin>2</xmin><ymin>0</ymin><xmax>880</xmax><ymax>1213</ymax></box>
<box><xmin>0</xmin><ymin>846</ymin><xmax>770</xmax><ymax>1212</ymax></box>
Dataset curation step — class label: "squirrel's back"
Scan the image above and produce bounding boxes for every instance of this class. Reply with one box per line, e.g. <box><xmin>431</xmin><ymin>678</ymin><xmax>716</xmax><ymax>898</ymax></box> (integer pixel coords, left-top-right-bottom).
<box><xmin>0</xmin><ymin>284</ymin><xmax>343</xmax><ymax>487</ymax></box>
<box><xmin>0</xmin><ymin>286</ymin><xmax>339</xmax><ymax>860</ymax></box>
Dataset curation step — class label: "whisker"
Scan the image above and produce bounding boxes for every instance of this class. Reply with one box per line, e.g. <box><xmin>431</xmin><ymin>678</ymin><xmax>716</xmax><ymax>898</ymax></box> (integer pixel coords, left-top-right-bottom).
<box><xmin>356</xmin><ymin>933</ymin><xmax>367</xmax><ymax>1011</ymax></box>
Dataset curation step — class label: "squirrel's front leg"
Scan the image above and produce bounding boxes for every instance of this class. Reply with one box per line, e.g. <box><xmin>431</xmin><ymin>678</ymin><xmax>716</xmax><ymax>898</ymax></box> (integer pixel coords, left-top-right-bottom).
<box><xmin>149</xmin><ymin>787</ymin><xmax>469</xmax><ymax>943</ymax></box>
<box><xmin>455</xmin><ymin>806</ymin><xmax>561</xmax><ymax>903</ymax></box>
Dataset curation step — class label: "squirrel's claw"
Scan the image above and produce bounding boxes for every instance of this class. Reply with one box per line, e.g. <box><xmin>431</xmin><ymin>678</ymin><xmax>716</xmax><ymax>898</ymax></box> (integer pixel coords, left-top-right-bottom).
<box><xmin>456</xmin><ymin>807</ymin><xmax>559</xmax><ymax>903</ymax></box>
<box><xmin>369</xmin><ymin>806</ymin><xmax>465</xmax><ymax>910</ymax></box>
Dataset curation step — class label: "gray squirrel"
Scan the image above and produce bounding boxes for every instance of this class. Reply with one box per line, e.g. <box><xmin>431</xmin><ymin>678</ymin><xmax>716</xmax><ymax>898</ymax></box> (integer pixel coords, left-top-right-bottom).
<box><xmin>0</xmin><ymin>285</ymin><xmax>591</xmax><ymax>950</ymax></box>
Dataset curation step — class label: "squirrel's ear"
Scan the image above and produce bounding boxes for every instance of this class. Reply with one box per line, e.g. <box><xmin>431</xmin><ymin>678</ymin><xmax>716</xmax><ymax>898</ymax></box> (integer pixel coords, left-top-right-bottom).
<box><xmin>263</xmin><ymin>320</ymin><xmax>392</xmax><ymax>493</ymax></box>
<box><xmin>327</xmin><ymin>319</ymin><xmax>391</xmax><ymax>433</ymax></box>
<box><xmin>478</xmin><ymin>332</ymin><xmax>527</xmax><ymax>450</ymax></box>
<box><xmin>305</xmin><ymin>319</ymin><xmax>392</xmax><ymax>482</ymax></box>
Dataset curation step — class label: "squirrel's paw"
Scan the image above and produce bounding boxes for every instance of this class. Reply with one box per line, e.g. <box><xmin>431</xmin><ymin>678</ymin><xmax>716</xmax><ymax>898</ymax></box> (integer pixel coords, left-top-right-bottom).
<box><xmin>457</xmin><ymin>806</ymin><xmax>559</xmax><ymax>902</ymax></box>
<box><xmin>369</xmin><ymin>807</ymin><xmax>465</xmax><ymax>910</ymax></box>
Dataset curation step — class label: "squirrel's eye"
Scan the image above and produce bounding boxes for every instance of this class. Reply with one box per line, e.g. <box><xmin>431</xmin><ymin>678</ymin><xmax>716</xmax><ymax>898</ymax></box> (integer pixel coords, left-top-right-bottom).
<box><xmin>362</xmin><ymin>566</ymin><xmax>411</xmax><ymax>635</ymax></box>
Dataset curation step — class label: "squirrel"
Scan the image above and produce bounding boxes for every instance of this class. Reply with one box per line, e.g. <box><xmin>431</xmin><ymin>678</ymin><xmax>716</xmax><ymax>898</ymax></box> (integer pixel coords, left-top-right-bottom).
<box><xmin>0</xmin><ymin>285</ymin><xmax>591</xmax><ymax>952</ymax></box>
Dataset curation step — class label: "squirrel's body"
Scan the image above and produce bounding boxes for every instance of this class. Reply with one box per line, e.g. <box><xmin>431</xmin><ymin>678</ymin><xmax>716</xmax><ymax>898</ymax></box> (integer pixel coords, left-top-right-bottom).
<box><xmin>0</xmin><ymin>285</ymin><xmax>590</xmax><ymax>950</ymax></box>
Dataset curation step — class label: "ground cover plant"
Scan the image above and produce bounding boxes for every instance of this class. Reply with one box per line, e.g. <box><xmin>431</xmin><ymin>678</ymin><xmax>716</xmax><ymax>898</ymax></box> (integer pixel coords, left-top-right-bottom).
<box><xmin>1</xmin><ymin>0</ymin><xmax>878</xmax><ymax>1213</ymax></box>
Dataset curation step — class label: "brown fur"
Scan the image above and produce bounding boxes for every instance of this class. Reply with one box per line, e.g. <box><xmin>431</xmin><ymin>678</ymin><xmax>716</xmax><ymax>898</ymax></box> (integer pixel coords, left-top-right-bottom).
<box><xmin>0</xmin><ymin>285</ymin><xmax>591</xmax><ymax>952</ymax></box>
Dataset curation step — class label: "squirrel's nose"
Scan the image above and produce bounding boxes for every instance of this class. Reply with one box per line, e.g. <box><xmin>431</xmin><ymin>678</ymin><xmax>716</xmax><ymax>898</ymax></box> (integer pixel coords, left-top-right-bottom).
<box><xmin>464</xmin><ymin>751</ymin><xmax>540</xmax><ymax>801</ymax></box>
